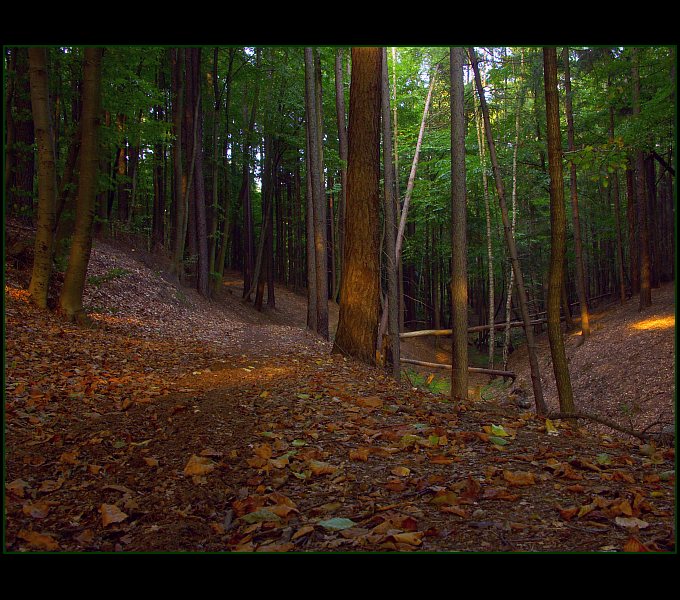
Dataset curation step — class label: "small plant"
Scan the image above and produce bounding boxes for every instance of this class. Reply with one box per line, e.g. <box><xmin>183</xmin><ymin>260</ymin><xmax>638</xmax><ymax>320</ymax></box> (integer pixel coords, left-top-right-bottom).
<box><xmin>87</xmin><ymin>267</ymin><xmax>131</xmax><ymax>287</ymax></box>
<box><xmin>402</xmin><ymin>369</ymin><xmax>450</xmax><ymax>395</ymax></box>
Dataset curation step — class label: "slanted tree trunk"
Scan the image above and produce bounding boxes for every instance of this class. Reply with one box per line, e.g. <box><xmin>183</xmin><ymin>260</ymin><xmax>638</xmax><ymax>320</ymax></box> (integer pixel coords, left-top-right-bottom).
<box><xmin>562</xmin><ymin>47</ymin><xmax>590</xmax><ymax>339</ymax></box>
<box><xmin>27</xmin><ymin>47</ymin><xmax>57</xmax><ymax>309</ymax></box>
<box><xmin>469</xmin><ymin>47</ymin><xmax>547</xmax><ymax>415</ymax></box>
<box><xmin>58</xmin><ymin>48</ymin><xmax>103</xmax><ymax>323</ymax></box>
<box><xmin>332</xmin><ymin>47</ymin><xmax>382</xmax><ymax>364</ymax></box>
<box><xmin>450</xmin><ymin>47</ymin><xmax>468</xmax><ymax>404</ymax></box>
<box><xmin>543</xmin><ymin>47</ymin><xmax>576</xmax><ymax>414</ymax></box>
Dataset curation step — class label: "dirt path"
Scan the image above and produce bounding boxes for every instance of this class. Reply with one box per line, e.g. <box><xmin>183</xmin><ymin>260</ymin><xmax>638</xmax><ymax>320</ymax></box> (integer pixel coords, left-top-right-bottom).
<box><xmin>4</xmin><ymin>236</ymin><xmax>676</xmax><ymax>553</ymax></box>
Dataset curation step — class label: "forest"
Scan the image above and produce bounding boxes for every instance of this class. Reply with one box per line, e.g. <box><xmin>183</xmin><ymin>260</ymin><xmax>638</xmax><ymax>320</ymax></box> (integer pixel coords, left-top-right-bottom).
<box><xmin>3</xmin><ymin>46</ymin><xmax>676</xmax><ymax>554</ymax></box>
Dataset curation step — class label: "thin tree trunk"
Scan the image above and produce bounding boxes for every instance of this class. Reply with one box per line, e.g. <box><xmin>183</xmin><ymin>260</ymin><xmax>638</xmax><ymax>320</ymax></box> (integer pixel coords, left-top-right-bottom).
<box><xmin>632</xmin><ymin>48</ymin><xmax>652</xmax><ymax>309</ymax></box>
<box><xmin>450</xmin><ymin>47</ymin><xmax>468</xmax><ymax>404</ymax></box>
<box><xmin>334</xmin><ymin>48</ymin><xmax>348</xmax><ymax>302</ymax></box>
<box><xmin>27</xmin><ymin>47</ymin><xmax>57</xmax><ymax>309</ymax></box>
<box><xmin>503</xmin><ymin>50</ymin><xmax>524</xmax><ymax>370</ymax></box>
<box><xmin>394</xmin><ymin>67</ymin><xmax>437</xmax><ymax>272</ymax></box>
<box><xmin>543</xmin><ymin>47</ymin><xmax>576</xmax><ymax>414</ymax></box>
<box><xmin>312</xmin><ymin>49</ymin><xmax>329</xmax><ymax>337</ymax></box>
<box><xmin>469</xmin><ymin>47</ymin><xmax>547</xmax><ymax>415</ymax></box>
<box><xmin>171</xmin><ymin>48</ymin><xmax>186</xmax><ymax>277</ymax></box>
<box><xmin>608</xmin><ymin>90</ymin><xmax>627</xmax><ymax>304</ymax></box>
<box><xmin>380</xmin><ymin>47</ymin><xmax>400</xmax><ymax>379</ymax></box>
<box><xmin>562</xmin><ymin>47</ymin><xmax>590</xmax><ymax>338</ymax></box>
<box><xmin>473</xmin><ymin>87</ymin><xmax>495</xmax><ymax>368</ymax></box>
<box><xmin>58</xmin><ymin>48</ymin><xmax>103</xmax><ymax>322</ymax></box>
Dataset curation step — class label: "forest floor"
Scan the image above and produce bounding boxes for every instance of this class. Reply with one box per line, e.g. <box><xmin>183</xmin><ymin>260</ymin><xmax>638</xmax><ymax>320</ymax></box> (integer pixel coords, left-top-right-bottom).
<box><xmin>4</xmin><ymin>226</ymin><xmax>676</xmax><ymax>554</ymax></box>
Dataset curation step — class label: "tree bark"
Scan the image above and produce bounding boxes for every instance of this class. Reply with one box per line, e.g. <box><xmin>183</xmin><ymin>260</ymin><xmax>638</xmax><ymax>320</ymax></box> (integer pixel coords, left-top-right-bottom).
<box><xmin>380</xmin><ymin>47</ymin><xmax>400</xmax><ymax>379</ymax></box>
<box><xmin>632</xmin><ymin>48</ymin><xmax>652</xmax><ymax>310</ymax></box>
<box><xmin>27</xmin><ymin>47</ymin><xmax>57</xmax><ymax>309</ymax></box>
<box><xmin>543</xmin><ymin>47</ymin><xmax>576</xmax><ymax>414</ymax></box>
<box><xmin>332</xmin><ymin>48</ymin><xmax>382</xmax><ymax>364</ymax></box>
<box><xmin>334</xmin><ymin>48</ymin><xmax>349</xmax><ymax>302</ymax></box>
<box><xmin>450</xmin><ymin>47</ymin><xmax>469</xmax><ymax>403</ymax></box>
<box><xmin>469</xmin><ymin>47</ymin><xmax>547</xmax><ymax>415</ymax></box>
<box><xmin>562</xmin><ymin>47</ymin><xmax>590</xmax><ymax>338</ymax></box>
<box><xmin>58</xmin><ymin>48</ymin><xmax>103</xmax><ymax>322</ymax></box>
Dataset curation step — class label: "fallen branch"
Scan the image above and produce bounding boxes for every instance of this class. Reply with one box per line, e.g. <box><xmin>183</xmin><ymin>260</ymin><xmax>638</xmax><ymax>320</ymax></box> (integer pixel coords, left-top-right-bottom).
<box><xmin>546</xmin><ymin>410</ymin><xmax>665</xmax><ymax>442</ymax></box>
<box><xmin>399</xmin><ymin>357</ymin><xmax>516</xmax><ymax>380</ymax></box>
<box><xmin>398</xmin><ymin>318</ymin><xmax>560</xmax><ymax>338</ymax></box>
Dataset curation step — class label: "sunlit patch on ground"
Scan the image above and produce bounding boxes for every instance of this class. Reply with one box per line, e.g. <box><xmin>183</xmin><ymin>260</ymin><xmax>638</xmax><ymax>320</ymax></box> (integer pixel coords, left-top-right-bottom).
<box><xmin>630</xmin><ymin>315</ymin><xmax>675</xmax><ymax>331</ymax></box>
<box><xmin>5</xmin><ymin>285</ymin><xmax>30</xmax><ymax>302</ymax></box>
<box><xmin>89</xmin><ymin>313</ymin><xmax>148</xmax><ymax>327</ymax></box>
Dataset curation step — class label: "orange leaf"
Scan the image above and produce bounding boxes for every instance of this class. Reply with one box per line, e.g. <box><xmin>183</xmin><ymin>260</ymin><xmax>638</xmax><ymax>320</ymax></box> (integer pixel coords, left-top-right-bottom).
<box><xmin>144</xmin><ymin>457</ymin><xmax>159</xmax><ymax>467</ymax></box>
<box><xmin>623</xmin><ymin>537</ymin><xmax>649</xmax><ymax>552</ymax></box>
<box><xmin>387</xmin><ymin>531</ymin><xmax>423</xmax><ymax>546</ymax></box>
<box><xmin>430</xmin><ymin>455</ymin><xmax>455</xmax><ymax>465</ymax></box>
<box><xmin>391</xmin><ymin>466</ymin><xmax>411</xmax><ymax>477</ymax></box>
<box><xmin>309</xmin><ymin>460</ymin><xmax>338</xmax><ymax>476</ymax></box>
<box><xmin>356</xmin><ymin>396</ymin><xmax>383</xmax><ymax>409</ymax></box>
<box><xmin>349</xmin><ymin>448</ymin><xmax>370</xmax><ymax>462</ymax></box>
<box><xmin>503</xmin><ymin>470</ymin><xmax>536</xmax><ymax>486</ymax></box>
<box><xmin>100</xmin><ymin>503</ymin><xmax>128</xmax><ymax>527</ymax></box>
<box><xmin>18</xmin><ymin>529</ymin><xmax>59</xmax><ymax>551</ymax></box>
<box><xmin>183</xmin><ymin>454</ymin><xmax>216</xmax><ymax>476</ymax></box>
<box><xmin>22</xmin><ymin>501</ymin><xmax>51</xmax><ymax>519</ymax></box>
<box><xmin>254</xmin><ymin>444</ymin><xmax>273</xmax><ymax>459</ymax></box>
<box><xmin>558</xmin><ymin>506</ymin><xmax>579</xmax><ymax>521</ymax></box>
<box><xmin>59</xmin><ymin>451</ymin><xmax>80</xmax><ymax>465</ymax></box>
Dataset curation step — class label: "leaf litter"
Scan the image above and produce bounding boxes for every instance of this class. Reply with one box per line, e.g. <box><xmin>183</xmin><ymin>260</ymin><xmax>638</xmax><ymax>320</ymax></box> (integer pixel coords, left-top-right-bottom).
<box><xmin>4</xmin><ymin>232</ymin><xmax>676</xmax><ymax>553</ymax></box>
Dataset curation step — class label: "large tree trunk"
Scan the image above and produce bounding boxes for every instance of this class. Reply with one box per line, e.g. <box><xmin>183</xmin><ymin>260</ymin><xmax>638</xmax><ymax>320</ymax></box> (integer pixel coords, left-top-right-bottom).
<box><xmin>332</xmin><ymin>48</ymin><xmax>382</xmax><ymax>364</ymax></box>
<box><xmin>469</xmin><ymin>47</ymin><xmax>547</xmax><ymax>415</ymax></box>
<box><xmin>58</xmin><ymin>48</ymin><xmax>103</xmax><ymax>322</ymax></box>
<box><xmin>562</xmin><ymin>47</ymin><xmax>590</xmax><ymax>339</ymax></box>
<box><xmin>449</xmin><ymin>47</ymin><xmax>469</xmax><ymax>404</ymax></box>
<box><xmin>27</xmin><ymin>47</ymin><xmax>57</xmax><ymax>309</ymax></box>
<box><xmin>543</xmin><ymin>47</ymin><xmax>576</xmax><ymax>414</ymax></box>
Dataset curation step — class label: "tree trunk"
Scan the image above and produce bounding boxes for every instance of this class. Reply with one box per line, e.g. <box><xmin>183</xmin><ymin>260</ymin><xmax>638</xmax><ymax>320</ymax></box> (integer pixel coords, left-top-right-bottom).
<box><xmin>473</xmin><ymin>85</ymin><xmax>495</xmax><ymax>367</ymax></box>
<box><xmin>334</xmin><ymin>48</ymin><xmax>348</xmax><ymax>302</ymax></box>
<box><xmin>450</xmin><ymin>47</ymin><xmax>469</xmax><ymax>403</ymax></box>
<box><xmin>8</xmin><ymin>48</ymin><xmax>35</xmax><ymax>223</ymax></box>
<box><xmin>469</xmin><ymin>47</ymin><xmax>547</xmax><ymax>415</ymax></box>
<box><xmin>562</xmin><ymin>47</ymin><xmax>590</xmax><ymax>338</ymax></box>
<box><xmin>58</xmin><ymin>48</ymin><xmax>102</xmax><ymax>322</ymax></box>
<box><xmin>632</xmin><ymin>48</ymin><xmax>652</xmax><ymax>310</ymax></box>
<box><xmin>380</xmin><ymin>47</ymin><xmax>400</xmax><ymax>379</ymax></box>
<box><xmin>171</xmin><ymin>48</ymin><xmax>186</xmax><ymax>278</ymax></box>
<box><xmin>543</xmin><ymin>47</ymin><xmax>576</xmax><ymax>414</ymax></box>
<box><xmin>608</xmin><ymin>84</ymin><xmax>627</xmax><ymax>304</ymax></box>
<box><xmin>27</xmin><ymin>47</ymin><xmax>57</xmax><ymax>309</ymax></box>
<box><xmin>332</xmin><ymin>48</ymin><xmax>382</xmax><ymax>364</ymax></box>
